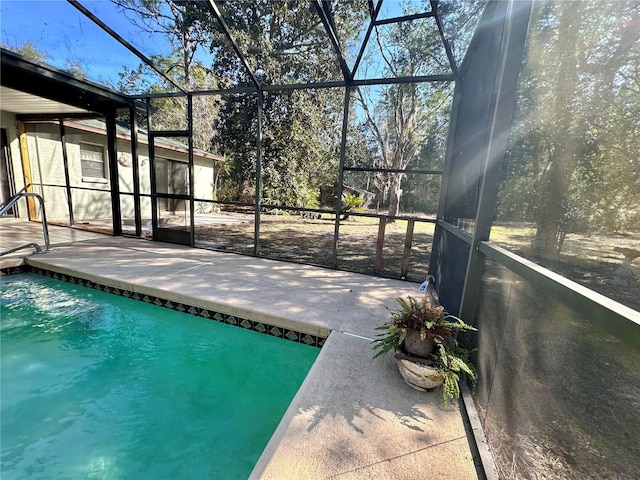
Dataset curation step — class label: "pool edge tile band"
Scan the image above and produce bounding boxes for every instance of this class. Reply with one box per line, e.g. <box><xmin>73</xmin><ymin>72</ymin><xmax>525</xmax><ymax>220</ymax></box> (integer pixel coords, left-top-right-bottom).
<box><xmin>1</xmin><ymin>265</ymin><xmax>326</xmax><ymax>349</ymax></box>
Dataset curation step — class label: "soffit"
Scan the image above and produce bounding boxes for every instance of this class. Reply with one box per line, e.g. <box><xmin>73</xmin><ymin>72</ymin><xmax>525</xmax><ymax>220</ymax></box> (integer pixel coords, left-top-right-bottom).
<box><xmin>1</xmin><ymin>48</ymin><xmax>131</xmax><ymax>115</ymax></box>
<box><xmin>0</xmin><ymin>86</ymin><xmax>93</xmax><ymax>115</ymax></box>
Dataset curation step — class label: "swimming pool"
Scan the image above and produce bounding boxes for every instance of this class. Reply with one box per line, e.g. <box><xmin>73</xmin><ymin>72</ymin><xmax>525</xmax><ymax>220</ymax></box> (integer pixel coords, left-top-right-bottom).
<box><xmin>0</xmin><ymin>273</ymin><xmax>319</xmax><ymax>479</ymax></box>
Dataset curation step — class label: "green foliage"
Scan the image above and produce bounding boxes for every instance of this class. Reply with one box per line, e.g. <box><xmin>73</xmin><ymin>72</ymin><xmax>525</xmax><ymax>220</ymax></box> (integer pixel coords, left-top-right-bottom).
<box><xmin>3</xmin><ymin>41</ymin><xmax>49</xmax><ymax>63</ymax></box>
<box><xmin>340</xmin><ymin>193</ymin><xmax>364</xmax><ymax>220</ymax></box>
<box><xmin>391</xmin><ymin>295</ymin><xmax>474</xmax><ymax>336</ymax></box>
<box><xmin>211</xmin><ymin>155</ymin><xmax>232</xmax><ymax>207</ymax></box>
<box><xmin>372</xmin><ymin>323</ymin><xmax>408</xmax><ymax>360</ymax></box>
<box><xmin>373</xmin><ymin>295</ymin><xmax>475</xmax><ymax>359</ymax></box>
<box><xmin>304</xmin><ymin>194</ymin><xmax>320</xmax><ymax>211</ymax></box>
<box><xmin>373</xmin><ymin>294</ymin><xmax>477</xmax><ymax>404</ymax></box>
<box><xmin>207</xmin><ymin>1</ymin><xmax>366</xmax><ymax>207</ymax></box>
<box><xmin>399</xmin><ymin>127</ymin><xmax>448</xmax><ymax>215</ymax></box>
<box><xmin>113</xmin><ymin>0</ymin><xmax>220</xmax><ymax>153</ymax></box>
<box><xmin>355</xmin><ymin>0</ymin><xmax>457</xmax><ymax>219</ymax></box>
<box><xmin>435</xmin><ymin>342</ymin><xmax>477</xmax><ymax>405</ymax></box>
<box><xmin>112</xmin><ymin>0</ymin><xmax>215</xmax><ymax>87</ymax></box>
<box><xmin>64</xmin><ymin>59</ymin><xmax>88</xmax><ymax>79</ymax></box>
<box><xmin>2</xmin><ymin>41</ymin><xmax>88</xmax><ymax>80</ymax></box>
<box><xmin>498</xmin><ymin>1</ymin><xmax>640</xmax><ymax>252</ymax></box>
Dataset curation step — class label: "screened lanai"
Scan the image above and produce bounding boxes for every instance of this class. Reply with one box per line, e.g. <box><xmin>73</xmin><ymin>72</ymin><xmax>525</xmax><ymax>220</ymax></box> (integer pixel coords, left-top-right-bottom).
<box><xmin>1</xmin><ymin>1</ymin><xmax>639</xmax><ymax>478</ymax></box>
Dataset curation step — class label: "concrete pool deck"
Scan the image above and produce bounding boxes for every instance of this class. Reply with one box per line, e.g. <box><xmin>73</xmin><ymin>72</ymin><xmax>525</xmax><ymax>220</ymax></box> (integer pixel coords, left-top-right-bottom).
<box><xmin>1</xmin><ymin>223</ymin><xmax>481</xmax><ymax>480</ymax></box>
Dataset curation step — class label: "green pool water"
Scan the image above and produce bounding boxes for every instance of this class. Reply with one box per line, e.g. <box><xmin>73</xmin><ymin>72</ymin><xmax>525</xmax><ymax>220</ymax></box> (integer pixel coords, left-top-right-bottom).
<box><xmin>0</xmin><ymin>273</ymin><xmax>319</xmax><ymax>480</ymax></box>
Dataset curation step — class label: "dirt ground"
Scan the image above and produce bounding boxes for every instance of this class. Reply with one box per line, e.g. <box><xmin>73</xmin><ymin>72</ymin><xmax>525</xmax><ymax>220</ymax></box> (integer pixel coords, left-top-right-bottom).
<box><xmin>194</xmin><ymin>212</ymin><xmax>435</xmax><ymax>283</ymax></box>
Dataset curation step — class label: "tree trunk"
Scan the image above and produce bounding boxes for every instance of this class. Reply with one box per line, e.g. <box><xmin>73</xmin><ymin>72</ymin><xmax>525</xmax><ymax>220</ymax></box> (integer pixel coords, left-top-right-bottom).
<box><xmin>387</xmin><ymin>173</ymin><xmax>403</xmax><ymax>219</ymax></box>
<box><xmin>531</xmin><ymin>3</ymin><xmax>582</xmax><ymax>256</ymax></box>
<box><xmin>533</xmin><ymin>211</ymin><xmax>562</xmax><ymax>256</ymax></box>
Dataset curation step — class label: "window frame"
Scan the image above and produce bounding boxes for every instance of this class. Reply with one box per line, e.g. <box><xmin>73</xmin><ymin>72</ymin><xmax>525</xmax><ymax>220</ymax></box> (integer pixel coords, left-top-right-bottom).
<box><xmin>79</xmin><ymin>141</ymin><xmax>107</xmax><ymax>182</ymax></box>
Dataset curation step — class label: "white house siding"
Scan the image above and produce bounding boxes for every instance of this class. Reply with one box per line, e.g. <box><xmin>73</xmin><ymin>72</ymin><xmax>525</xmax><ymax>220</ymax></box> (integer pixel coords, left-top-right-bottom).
<box><xmin>194</xmin><ymin>159</ymin><xmax>213</xmax><ymax>201</ymax></box>
<box><xmin>19</xmin><ymin>122</ymin><xmax>216</xmax><ymax>224</ymax></box>
<box><xmin>25</xmin><ymin>123</ymin><xmax>67</xmax><ymax>221</ymax></box>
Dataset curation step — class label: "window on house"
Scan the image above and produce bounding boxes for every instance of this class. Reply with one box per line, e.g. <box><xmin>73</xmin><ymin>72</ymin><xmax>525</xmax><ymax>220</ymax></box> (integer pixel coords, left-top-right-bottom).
<box><xmin>80</xmin><ymin>143</ymin><xmax>105</xmax><ymax>178</ymax></box>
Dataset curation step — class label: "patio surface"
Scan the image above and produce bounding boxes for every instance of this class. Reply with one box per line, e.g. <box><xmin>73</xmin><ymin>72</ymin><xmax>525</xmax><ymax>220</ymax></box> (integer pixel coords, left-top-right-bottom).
<box><xmin>0</xmin><ymin>222</ymin><xmax>480</xmax><ymax>480</ymax></box>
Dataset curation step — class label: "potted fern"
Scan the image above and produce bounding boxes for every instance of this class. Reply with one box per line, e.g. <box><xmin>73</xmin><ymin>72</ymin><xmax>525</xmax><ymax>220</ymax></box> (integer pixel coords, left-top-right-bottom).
<box><xmin>373</xmin><ymin>279</ymin><xmax>477</xmax><ymax>404</ymax></box>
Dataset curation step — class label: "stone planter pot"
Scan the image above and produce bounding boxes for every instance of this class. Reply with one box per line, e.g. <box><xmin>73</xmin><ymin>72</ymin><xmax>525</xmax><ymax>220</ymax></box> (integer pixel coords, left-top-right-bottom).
<box><xmin>403</xmin><ymin>329</ymin><xmax>436</xmax><ymax>357</ymax></box>
<box><xmin>395</xmin><ymin>352</ymin><xmax>444</xmax><ymax>391</ymax></box>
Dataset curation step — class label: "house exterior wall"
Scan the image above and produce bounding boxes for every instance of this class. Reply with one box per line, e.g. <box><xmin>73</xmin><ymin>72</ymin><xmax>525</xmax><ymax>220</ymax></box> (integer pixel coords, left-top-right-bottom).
<box><xmin>193</xmin><ymin>158</ymin><xmax>213</xmax><ymax>201</ymax></box>
<box><xmin>0</xmin><ymin>111</ymin><xmax>28</xmax><ymax>219</ymax></box>
<box><xmin>17</xmin><ymin>121</ymin><xmax>215</xmax><ymax>224</ymax></box>
<box><xmin>26</xmin><ymin>123</ymin><xmax>71</xmax><ymax>222</ymax></box>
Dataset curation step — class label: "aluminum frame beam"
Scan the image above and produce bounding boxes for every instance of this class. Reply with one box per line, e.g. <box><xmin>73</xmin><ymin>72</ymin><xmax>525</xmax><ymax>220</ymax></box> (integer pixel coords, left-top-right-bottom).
<box><xmin>205</xmin><ymin>0</ymin><xmax>261</xmax><ymax>90</ymax></box>
<box><xmin>431</xmin><ymin>1</ymin><xmax>459</xmax><ymax>78</ymax></box>
<box><xmin>67</xmin><ymin>0</ymin><xmax>187</xmax><ymax>94</ymax></box>
<box><xmin>58</xmin><ymin>119</ymin><xmax>75</xmax><ymax>226</ymax></box>
<box><xmin>352</xmin><ymin>0</ymin><xmax>384</xmax><ymax>77</ymax></box>
<box><xmin>374</xmin><ymin>11</ymin><xmax>436</xmax><ymax>27</ymax></box>
<box><xmin>480</xmin><ymin>242</ymin><xmax>640</xmax><ymax>352</ymax></box>
<box><xmin>313</xmin><ymin>0</ymin><xmax>353</xmax><ymax>83</ymax></box>
<box><xmin>457</xmin><ymin>0</ymin><xmax>533</xmax><ymax>322</ymax></box>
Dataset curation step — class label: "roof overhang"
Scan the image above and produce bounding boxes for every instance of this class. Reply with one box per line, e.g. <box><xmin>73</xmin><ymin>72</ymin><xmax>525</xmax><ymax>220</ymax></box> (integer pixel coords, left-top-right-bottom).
<box><xmin>0</xmin><ymin>86</ymin><xmax>97</xmax><ymax>117</ymax></box>
<box><xmin>1</xmin><ymin>48</ymin><xmax>131</xmax><ymax>116</ymax></box>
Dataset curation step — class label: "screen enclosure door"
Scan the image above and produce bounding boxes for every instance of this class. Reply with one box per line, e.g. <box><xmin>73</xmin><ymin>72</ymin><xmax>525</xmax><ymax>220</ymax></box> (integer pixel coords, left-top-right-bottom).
<box><xmin>150</xmin><ymin>134</ymin><xmax>192</xmax><ymax>246</ymax></box>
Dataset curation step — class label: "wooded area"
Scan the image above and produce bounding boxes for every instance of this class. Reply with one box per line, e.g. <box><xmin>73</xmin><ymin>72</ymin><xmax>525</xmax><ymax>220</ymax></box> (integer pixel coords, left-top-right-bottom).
<box><xmin>107</xmin><ymin>0</ymin><xmax>480</xmax><ymax>219</ymax></box>
<box><xmin>499</xmin><ymin>1</ymin><xmax>639</xmax><ymax>255</ymax></box>
<box><xmin>110</xmin><ymin>0</ymin><xmax>639</xmax><ymax>255</ymax></box>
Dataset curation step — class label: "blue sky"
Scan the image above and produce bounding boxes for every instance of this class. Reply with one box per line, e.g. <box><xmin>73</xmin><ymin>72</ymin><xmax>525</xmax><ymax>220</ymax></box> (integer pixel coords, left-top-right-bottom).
<box><xmin>1</xmin><ymin>0</ymin><xmax>174</xmax><ymax>87</ymax></box>
<box><xmin>1</xmin><ymin>0</ymin><xmax>415</xmax><ymax>89</ymax></box>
